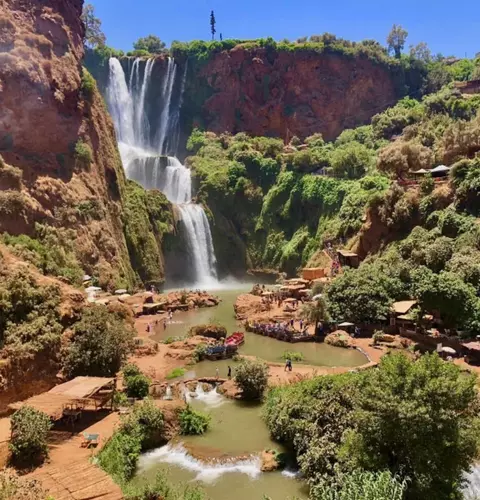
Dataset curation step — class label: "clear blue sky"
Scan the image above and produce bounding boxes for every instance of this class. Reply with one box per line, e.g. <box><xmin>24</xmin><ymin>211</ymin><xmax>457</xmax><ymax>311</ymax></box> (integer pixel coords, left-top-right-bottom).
<box><xmin>90</xmin><ymin>0</ymin><xmax>479</xmax><ymax>58</ymax></box>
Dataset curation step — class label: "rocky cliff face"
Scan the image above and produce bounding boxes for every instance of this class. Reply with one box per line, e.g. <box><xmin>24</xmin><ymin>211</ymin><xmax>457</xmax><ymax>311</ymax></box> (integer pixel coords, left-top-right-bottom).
<box><xmin>183</xmin><ymin>47</ymin><xmax>398</xmax><ymax>142</ymax></box>
<box><xmin>0</xmin><ymin>0</ymin><xmax>171</xmax><ymax>289</ymax></box>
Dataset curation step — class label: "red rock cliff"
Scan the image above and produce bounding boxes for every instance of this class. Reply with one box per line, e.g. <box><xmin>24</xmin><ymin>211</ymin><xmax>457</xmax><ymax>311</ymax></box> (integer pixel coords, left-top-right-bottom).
<box><xmin>193</xmin><ymin>47</ymin><xmax>397</xmax><ymax>141</ymax></box>
<box><xmin>0</xmin><ymin>0</ymin><xmax>136</xmax><ymax>288</ymax></box>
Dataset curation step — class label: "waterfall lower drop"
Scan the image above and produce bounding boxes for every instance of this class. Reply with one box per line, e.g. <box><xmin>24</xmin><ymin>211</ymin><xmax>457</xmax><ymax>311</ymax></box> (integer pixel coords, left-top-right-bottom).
<box><xmin>138</xmin><ymin>443</ymin><xmax>261</xmax><ymax>483</ymax></box>
<box><xmin>107</xmin><ymin>56</ymin><xmax>218</xmax><ymax>287</ymax></box>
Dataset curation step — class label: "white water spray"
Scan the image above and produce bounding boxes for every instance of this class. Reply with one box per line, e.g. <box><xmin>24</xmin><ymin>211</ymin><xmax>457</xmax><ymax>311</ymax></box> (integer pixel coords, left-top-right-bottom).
<box><xmin>106</xmin><ymin>56</ymin><xmax>218</xmax><ymax>286</ymax></box>
<box><xmin>184</xmin><ymin>383</ymin><xmax>225</xmax><ymax>408</ymax></box>
<box><xmin>138</xmin><ymin>443</ymin><xmax>262</xmax><ymax>483</ymax></box>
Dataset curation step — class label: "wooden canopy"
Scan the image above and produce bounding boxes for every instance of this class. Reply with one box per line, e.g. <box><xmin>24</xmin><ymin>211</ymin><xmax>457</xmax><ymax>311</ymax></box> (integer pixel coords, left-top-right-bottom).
<box><xmin>391</xmin><ymin>300</ymin><xmax>417</xmax><ymax>315</ymax></box>
<box><xmin>9</xmin><ymin>377</ymin><xmax>115</xmax><ymax>419</ymax></box>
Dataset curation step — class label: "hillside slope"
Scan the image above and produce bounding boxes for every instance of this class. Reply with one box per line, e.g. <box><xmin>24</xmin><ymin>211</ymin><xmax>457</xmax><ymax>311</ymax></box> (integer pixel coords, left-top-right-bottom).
<box><xmin>0</xmin><ymin>0</ymin><xmax>173</xmax><ymax>290</ymax></box>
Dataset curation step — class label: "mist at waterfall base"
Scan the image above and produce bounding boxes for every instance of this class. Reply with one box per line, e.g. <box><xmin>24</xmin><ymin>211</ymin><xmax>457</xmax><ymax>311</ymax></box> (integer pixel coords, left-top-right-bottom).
<box><xmin>107</xmin><ymin>56</ymin><xmax>223</xmax><ymax>289</ymax></box>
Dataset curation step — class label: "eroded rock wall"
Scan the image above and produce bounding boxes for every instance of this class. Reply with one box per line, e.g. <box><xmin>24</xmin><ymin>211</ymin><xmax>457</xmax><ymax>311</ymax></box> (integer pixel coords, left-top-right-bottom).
<box><xmin>0</xmin><ymin>0</ymin><xmax>170</xmax><ymax>289</ymax></box>
<box><xmin>183</xmin><ymin>47</ymin><xmax>398</xmax><ymax>142</ymax></box>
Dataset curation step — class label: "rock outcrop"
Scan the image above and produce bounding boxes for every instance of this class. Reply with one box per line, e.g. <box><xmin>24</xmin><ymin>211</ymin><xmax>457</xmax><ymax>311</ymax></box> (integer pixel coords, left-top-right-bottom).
<box><xmin>183</xmin><ymin>47</ymin><xmax>398</xmax><ymax>142</ymax></box>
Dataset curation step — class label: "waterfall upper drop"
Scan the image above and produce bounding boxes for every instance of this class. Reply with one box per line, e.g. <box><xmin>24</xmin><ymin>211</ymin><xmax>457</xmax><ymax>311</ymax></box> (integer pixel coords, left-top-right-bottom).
<box><xmin>106</xmin><ymin>56</ymin><xmax>218</xmax><ymax>287</ymax></box>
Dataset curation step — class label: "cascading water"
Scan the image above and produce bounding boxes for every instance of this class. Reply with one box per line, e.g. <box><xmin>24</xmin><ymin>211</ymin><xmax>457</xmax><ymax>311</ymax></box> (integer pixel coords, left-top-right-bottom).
<box><xmin>106</xmin><ymin>56</ymin><xmax>218</xmax><ymax>286</ymax></box>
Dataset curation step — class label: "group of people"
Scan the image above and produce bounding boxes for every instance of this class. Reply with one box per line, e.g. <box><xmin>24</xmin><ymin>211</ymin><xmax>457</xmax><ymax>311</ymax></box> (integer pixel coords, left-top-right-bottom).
<box><xmin>146</xmin><ymin>310</ymin><xmax>174</xmax><ymax>333</ymax></box>
<box><xmin>251</xmin><ymin>319</ymin><xmax>309</xmax><ymax>337</ymax></box>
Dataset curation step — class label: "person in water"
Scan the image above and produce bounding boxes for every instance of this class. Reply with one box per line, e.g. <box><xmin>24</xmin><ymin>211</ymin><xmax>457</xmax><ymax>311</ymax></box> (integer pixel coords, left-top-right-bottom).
<box><xmin>227</xmin><ymin>365</ymin><xmax>232</xmax><ymax>378</ymax></box>
<box><xmin>215</xmin><ymin>367</ymin><xmax>219</xmax><ymax>379</ymax></box>
<box><xmin>285</xmin><ymin>358</ymin><xmax>292</xmax><ymax>372</ymax></box>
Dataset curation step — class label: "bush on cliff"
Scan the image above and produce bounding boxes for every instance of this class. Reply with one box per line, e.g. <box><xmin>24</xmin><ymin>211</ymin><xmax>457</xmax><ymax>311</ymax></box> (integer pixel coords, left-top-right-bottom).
<box><xmin>10</xmin><ymin>406</ymin><xmax>52</xmax><ymax>466</ymax></box>
<box><xmin>263</xmin><ymin>353</ymin><xmax>480</xmax><ymax>499</ymax></box>
<box><xmin>62</xmin><ymin>306</ymin><xmax>134</xmax><ymax>378</ymax></box>
<box><xmin>74</xmin><ymin>139</ymin><xmax>93</xmax><ymax>164</ymax></box>
<box><xmin>234</xmin><ymin>359</ymin><xmax>269</xmax><ymax>400</ymax></box>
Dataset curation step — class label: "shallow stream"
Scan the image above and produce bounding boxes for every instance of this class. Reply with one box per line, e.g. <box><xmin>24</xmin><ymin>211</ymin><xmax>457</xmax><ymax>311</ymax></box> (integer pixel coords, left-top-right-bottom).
<box><xmin>139</xmin><ymin>286</ymin><xmax>368</xmax><ymax>498</ymax></box>
<box><xmin>152</xmin><ymin>287</ymin><xmax>367</xmax><ymax>368</ymax></box>
<box><xmin>137</xmin><ymin>389</ymin><xmax>309</xmax><ymax>499</ymax></box>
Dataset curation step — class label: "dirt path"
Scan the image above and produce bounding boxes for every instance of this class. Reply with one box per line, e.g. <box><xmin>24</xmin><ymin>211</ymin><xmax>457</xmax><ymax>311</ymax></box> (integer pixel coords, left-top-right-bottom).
<box><xmin>27</xmin><ymin>413</ymin><xmax>122</xmax><ymax>500</ymax></box>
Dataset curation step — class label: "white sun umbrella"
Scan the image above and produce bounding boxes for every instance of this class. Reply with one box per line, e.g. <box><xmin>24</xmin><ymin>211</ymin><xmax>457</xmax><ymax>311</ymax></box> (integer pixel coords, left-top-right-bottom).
<box><xmin>338</xmin><ymin>321</ymin><xmax>354</xmax><ymax>327</ymax></box>
<box><xmin>312</xmin><ymin>294</ymin><xmax>323</xmax><ymax>301</ymax></box>
<box><xmin>85</xmin><ymin>286</ymin><xmax>102</xmax><ymax>293</ymax></box>
<box><xmin>115</xmin><ymin>289</ymin><xmax>128</xmax><ymax>295</ymax></box>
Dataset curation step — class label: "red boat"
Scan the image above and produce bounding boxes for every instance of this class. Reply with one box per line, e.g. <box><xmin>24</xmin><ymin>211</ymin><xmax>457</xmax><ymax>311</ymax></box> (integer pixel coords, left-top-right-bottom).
<box><xmin>225</xmin><ymin>332</ymin><xmax>245</xmax><ymax>347</ymax></box>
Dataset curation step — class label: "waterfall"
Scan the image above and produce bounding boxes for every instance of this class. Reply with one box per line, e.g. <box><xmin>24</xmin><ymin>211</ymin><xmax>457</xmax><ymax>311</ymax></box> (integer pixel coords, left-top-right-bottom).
<box><xmin>106</xmin><ymin>56</ymin><xmax>218</xmax><ymax>287</ymax></box>
<box><xmin>156</xmin><ymin>57</ymin><xmax>177</xmax><ymax>154</ymax></box>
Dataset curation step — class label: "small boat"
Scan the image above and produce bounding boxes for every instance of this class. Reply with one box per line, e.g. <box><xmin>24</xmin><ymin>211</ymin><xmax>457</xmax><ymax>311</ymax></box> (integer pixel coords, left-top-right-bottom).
<box><xmin>225</xmin><ymin>332</ymin><xmax>245</xmax><ymax>347</ymax></box>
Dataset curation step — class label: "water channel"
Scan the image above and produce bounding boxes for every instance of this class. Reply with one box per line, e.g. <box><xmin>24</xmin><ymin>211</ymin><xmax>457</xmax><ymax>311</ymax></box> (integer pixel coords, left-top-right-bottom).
<box><xmin>138</xmin><ymin>286</ymin><xmax>368</xmax><ymax>499</ymax></box>
<box><xmin>151</xmin><ymin>287</ymin><xmax>367</xmax><ymax>369</ymax></box>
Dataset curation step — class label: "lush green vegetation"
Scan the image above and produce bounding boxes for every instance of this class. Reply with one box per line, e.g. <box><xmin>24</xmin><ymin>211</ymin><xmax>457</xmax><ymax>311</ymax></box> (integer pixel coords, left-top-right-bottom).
<box><xmin>2</xmin><ymin>224</ymin><xmax>83</xmax><ymax>286</ymax></box>
<box><xmin>61</xmin><ymin>306</ymin><xmax>135</xmax><ymax>378</ymax></box>
<box><xmin>98</xmin><ymin>400</ymin><xmax>164</xmax><ymax>484</ymax></box>
<box><xmin>123</xmin><ymin>180</ymin><xmax>173</xmax><ymax>288</ymax></box>
<box><xmin>311</xmin><ymin>469</ymin><xmax>407</xmax><ymax>500</ymax></box>
<box><xmin>187</xmin><ymin>85</ymin><xmax>480</xmax><ymax>331</ymax></box>
<box><xmin>74</xmin><ymin>139</ymin><xmax>93</xmax><ymax>164</ymax></box>
<box><xmin>234</xmin><ymin>359</ymin><xmax>269</xmax><ymax>400</ymax></box>
<box><xmin>264</xmin><ymin>353</ymin><xmax>480</xmax><ymax>500</ymax></box>
<box><xmin>178</xmin><ymin>405</ymin><xmax>211</xmax><ymax>435</ymax></box>
<box><xmin>123</xmin><ymin>364</ymin><xmax>151</xmax><ymax>399</ymax></box>
<box><xmin>281</xmin><ymin>351</ymin><xmax>304</xmax><ymax>362</ymax></box>
<box><xmin>123</xmin><ymin>472</ymin><xmax>206</xmax><ymax>500</ymax></box>
<box><xmin>0</xmin><ymin>267</ymin><xmax>63</xmax><ymax>359</ymax></box>
<box><xmin>165</xmin><ymin>367</ymin><xmax>186</xmax><ymax>379</ymax></box>
<box><xmin>9</xmin><ymin>406</ymin><xmax>52</xmax><ymax>466</ymax></box>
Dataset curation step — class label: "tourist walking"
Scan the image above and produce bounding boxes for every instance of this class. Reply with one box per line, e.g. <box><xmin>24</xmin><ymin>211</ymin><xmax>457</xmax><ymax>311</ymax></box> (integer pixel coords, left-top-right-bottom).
<box><xmin>163</xmin><ymin>319</ymin><xmax>167</xmax><ymax>330</ymax></box>
<box><xmin>285</xmin><ymin>358</ymin><xmax>292</xmax><ymax>372</ymax></box>
<box><xmin>227</xmin><ymin>365</ymin><xmax>232</xmax><ymax>378</ymax></box>
<box><xmin>215</xmin><ymin>367</ymin><xmax>219</xmax><ymax>380</ymax></box>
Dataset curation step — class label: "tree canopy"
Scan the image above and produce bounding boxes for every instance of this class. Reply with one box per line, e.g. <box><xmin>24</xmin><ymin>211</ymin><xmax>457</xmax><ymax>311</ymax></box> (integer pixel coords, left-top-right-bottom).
<box><xmin>133</xmin><ymin>35</ymin><xmax>166</xmax><ymax>54</ymax></box>
<box><xmin>81</xmin><ymin>4</ymin><xmax>106</xmax><ymax>49</ymax></box>
<box><xmin>264</xmin><ymin>353</ymin><xmax>480</xmax><ymax>499</ymax></box>
<box><xmin>387</xmin><ymin>24</ymin><xmax>408</xmax><ymax>59</ymax></box>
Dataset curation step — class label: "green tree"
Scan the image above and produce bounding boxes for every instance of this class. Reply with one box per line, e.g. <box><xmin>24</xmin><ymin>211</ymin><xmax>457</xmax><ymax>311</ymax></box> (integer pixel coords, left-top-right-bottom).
<box><xmin>411</xmin><ymin>267</ymin><xmax>479</xmax><ymax>329</ymax></box>
<box><xmin>326</xmin><ymin>265</ymin><xmax>402</xmax><ymax>323</ymax></box>
<box><xmin>387</xmin><ymin>24</ymin><xmax>408</xmax><ymax>59</ymax></box>
<box><xmin>62</xmin><ymin>306</ymin><xmax>134</xmax><ymax>378</ymax></box>
<box><xmin>330</xmin><ymin>142</ymin><xmax>373</xmax><ymax>179</ymax></box>
<box><xmin>210</xmin><ymin>10</ymin><xmax>216</xmax><ymax>41</ymax></box>
<box><xmin>409</xmin><ymin>42</ymin><xmax>431</xmax><ymax>63</ymax></box>
<box><xmin>234</xmin><ymin>359</ymin><xmax>269</xmax><ymax>400</ymax></box>
<box><xmin>81</xmin><ymin>4</ymin><xmax>106</xmax><ymax>49</ymax></box>
<box><xmin>341</xmin><ymin>353</ymin><xmax>480</xmax><ymax>499</ymax></box>
<box><xmin>133</xmin><ymin>35</ymin><xmax>166</xmax><ymax>54</ymax></box>
<box><xmin>125</xmin><ymin>373</ymin><xmax>151</xmax><ymax>399</ymax></box>
<box><xmin>10</xmin><ymin>406</ymin><xmax>52</xmax><ymax>465</ymax></box>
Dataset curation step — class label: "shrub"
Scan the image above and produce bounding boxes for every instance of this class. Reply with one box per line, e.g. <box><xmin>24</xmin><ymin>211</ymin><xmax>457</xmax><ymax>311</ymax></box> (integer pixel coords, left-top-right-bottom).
<box><xmin>10</xmin><ymin>406</ymin><xmax>52</xmax><ymax>465</ymax></box>
<box><xmin>62</xmin><ymin>306</ymin><xmax>134</xmax><ymax>378</ymax></box>
<box><xmin>179</xmin><ymin>405</ymin><xmax>211</xmax><ymax>435</ymax></box>
<box><xmin>311</xmin><ymin>468</ymin><xmax>407</xmax><ymax>500</ymax></box>
<box><xmin>98</xmin><ymin>400</ymin><xmax>164</xmax><ymax>484</ymax></box>
<box><xmin>234</xmin><ymin>359</ymin><xmax>269</xmax><ymax>400</ymax></box>
<box><xmin>123</xmin><ymin>471</ymin><xmax>207</xmax><ymax>499</ymax></box>
<box><xmin>81</xmin><ymin>67</ymin><xmax>96</xmax><ymax>100</ymax></box>
<box><xmin>282</xmin><ymin>351</ymin><xmax>304</xmax><ymax>362</ymax></box>
<box><xmin>122</xmin><ymin>363</ymin><xmax>141</xmax><ymax>379</ymax></box>
<box><xmin>74</xmin><ymin>139</ymin><xmax>93</xmax><ymax>164</ymax></box>
<box><xmin>166</xmin><ymin>367</ymin><xmax>186</xmax><ymax>379</ymax></box>
<box><xmin>125</xmin><ymin>374</ymin><xmax>150</xmax><ymax>399</ymax></box>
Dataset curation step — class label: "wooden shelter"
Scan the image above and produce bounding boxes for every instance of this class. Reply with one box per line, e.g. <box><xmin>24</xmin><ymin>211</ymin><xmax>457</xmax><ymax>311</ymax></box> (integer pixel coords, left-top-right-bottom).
<box><xmin>337</xmin><ymin>249</ymin><xmax>359</xmax><ymax>268</ymax></box>
<box><xmin>9</xmin><ymin>377</ymin><xmax>116</xmax><ymax>420</ymax></box>
<box><xmin>302</xmin><ymin>267</ymin><xmax>325</xmax><ymax>280</ymax></box>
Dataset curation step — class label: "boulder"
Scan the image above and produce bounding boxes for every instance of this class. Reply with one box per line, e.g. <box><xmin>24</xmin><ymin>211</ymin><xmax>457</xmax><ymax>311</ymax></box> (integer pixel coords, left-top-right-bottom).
<box><xmin>325</xmin><ymin>330</ymin><xmax>353</xmax><ymax>348</ymax></box>
<box><xmin>188</xmin><ymin>324</ymin><xmax>227</xmax><ymax>340</ymax></box>
<box><xmin>260</xmin><ymin>450</ymin><xmax>280</xmax><ymax>472</ymax></box>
